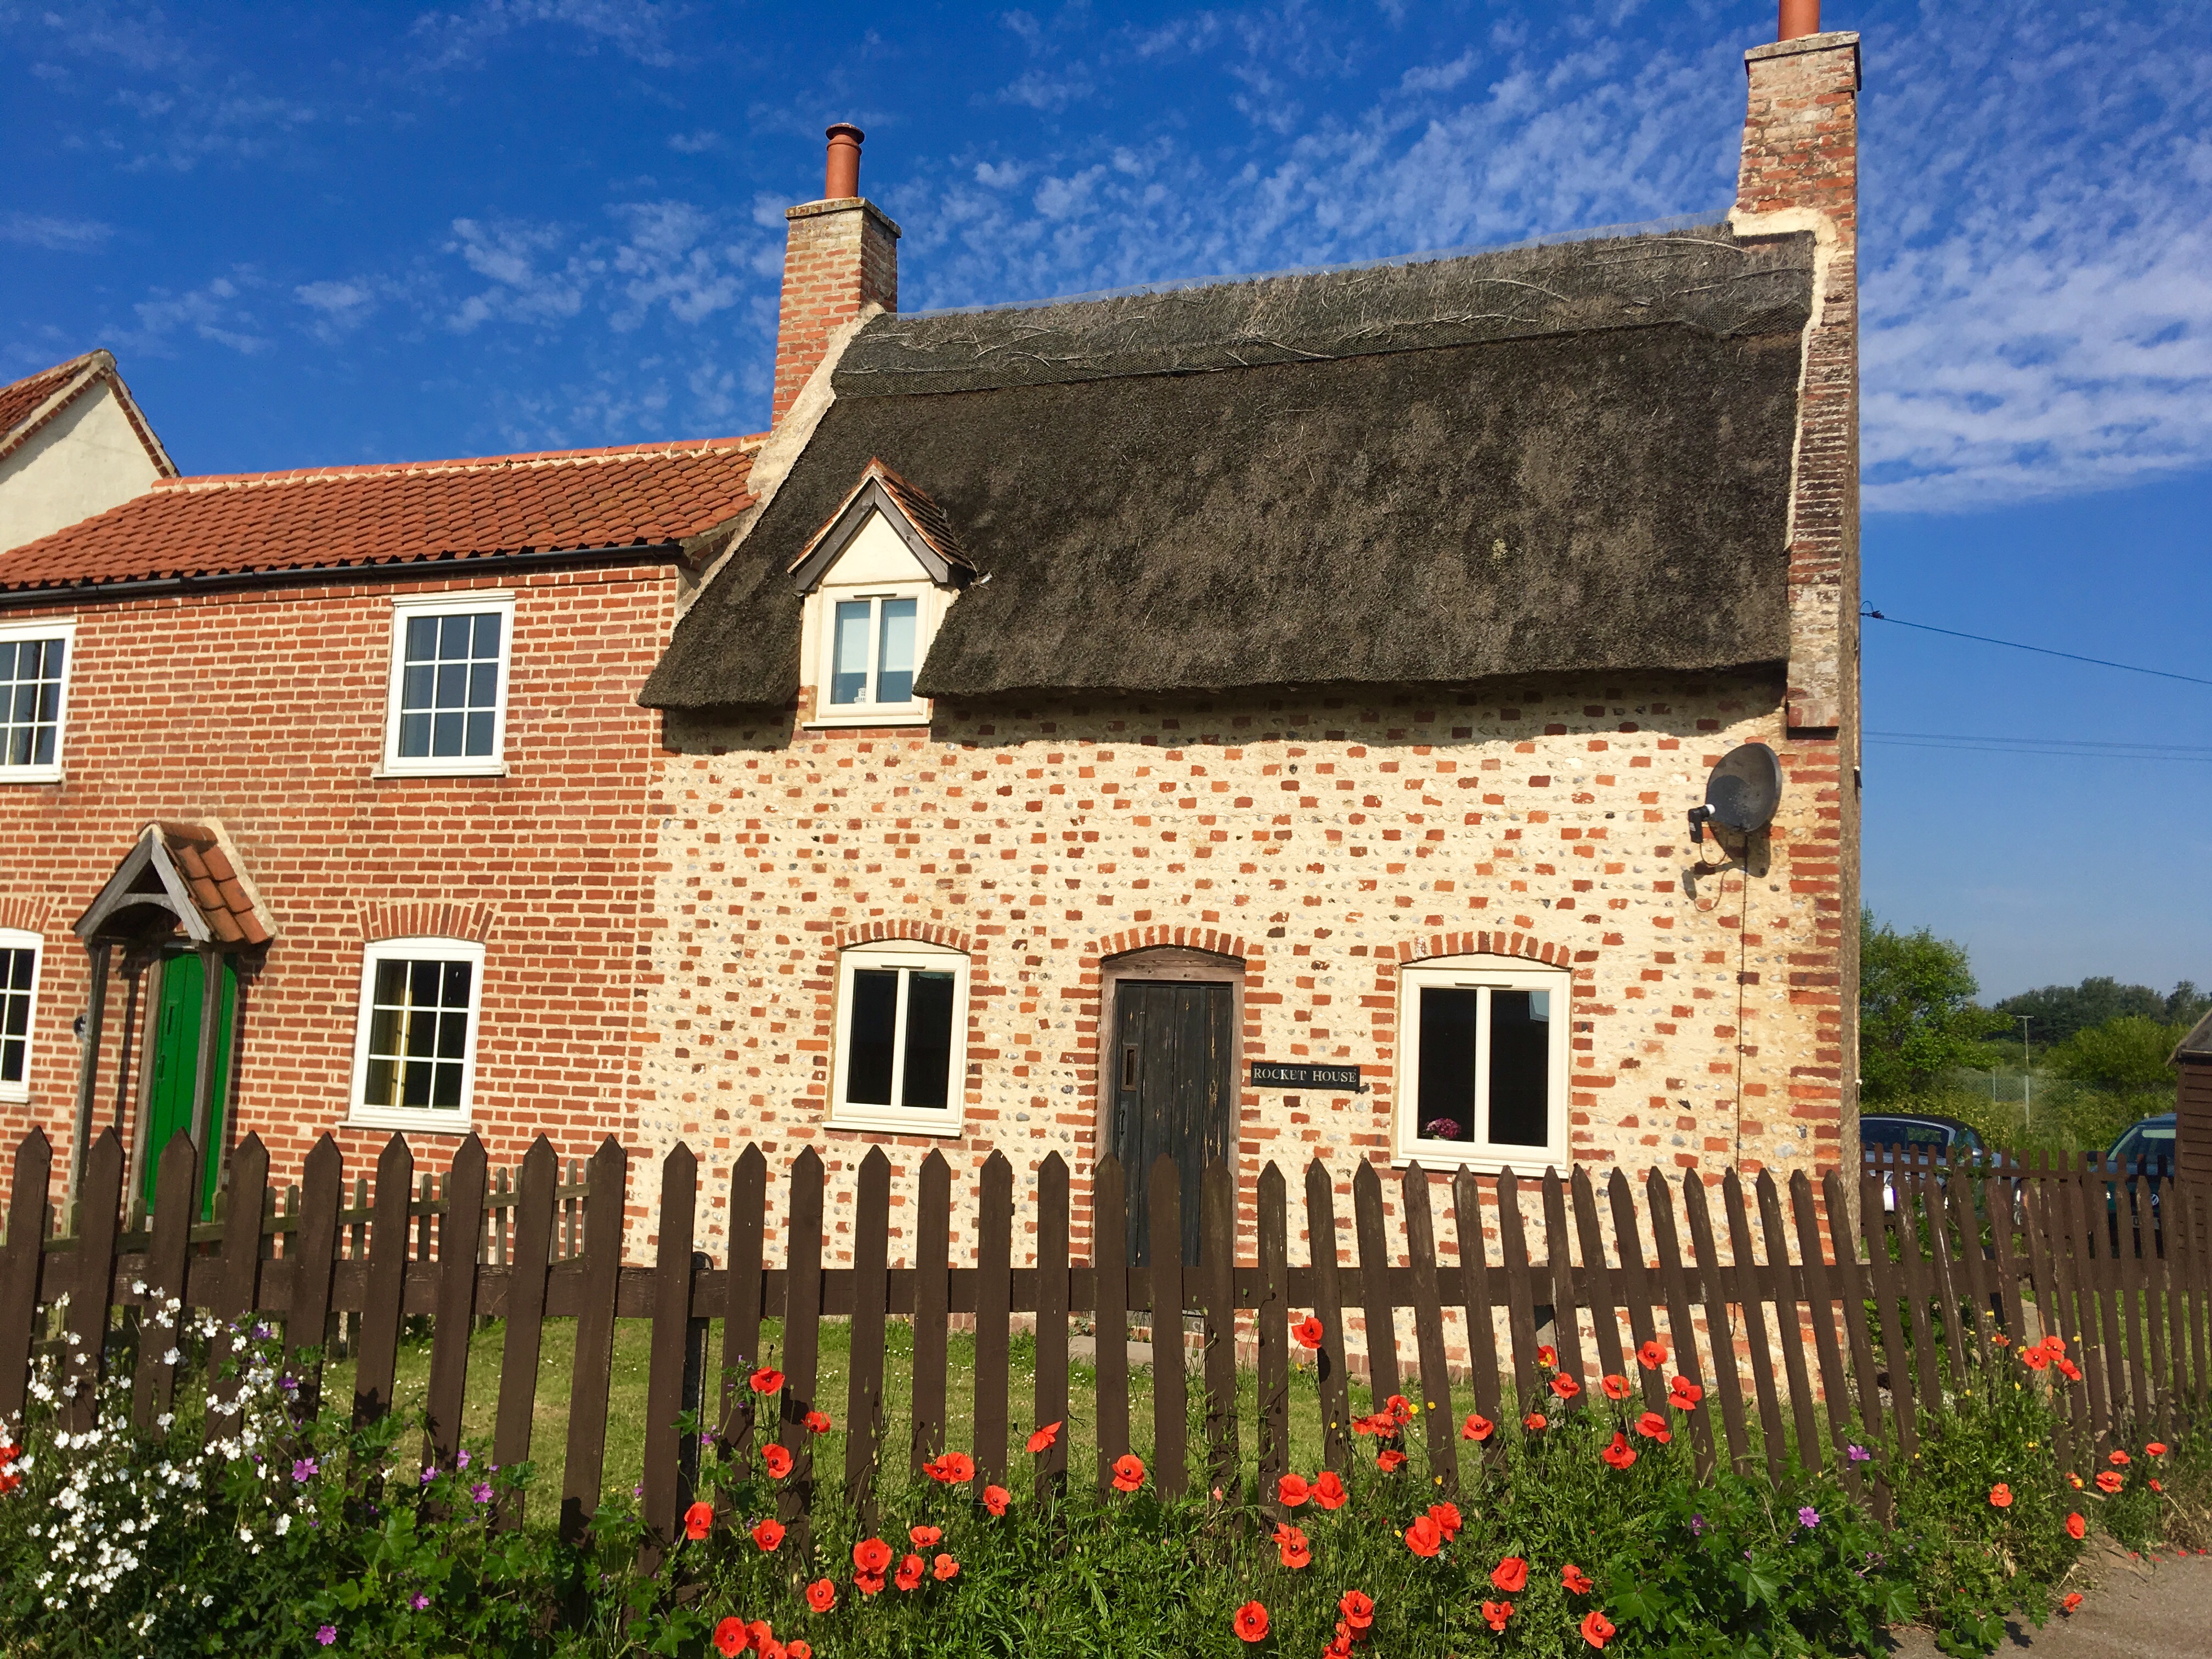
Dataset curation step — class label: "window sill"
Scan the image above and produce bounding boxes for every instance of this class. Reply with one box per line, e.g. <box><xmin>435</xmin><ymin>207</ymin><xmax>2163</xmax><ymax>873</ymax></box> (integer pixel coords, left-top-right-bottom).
<box><xmin>372</xmin><ymin>761</ymin><xmax>509</xmax><ymax>780</ymax></box>
<box><xmin>1389</xmin><ymin>1142</ymin><xmax>1571</xmax><ymax>1175</ymax></box>
<box><xmin>0</xmin><ymin>1084</ymin><xmax>27</xmax><ymax>1105</ymax></box>
<box><xmin>0</xmin><ymin>767</ymin><xmax>64</xmax><ymax>786</ymax></box>
<box><xmin>803</xmin><ymin>710</ymin><xmax>932</xmax><ymax>730</ymax></box>
<box><xmin>826</xmin><ymin>1107</ymin><xmax>964</xmax><ymax>1139</ymax></box>
<box><xmin>344</xmin><ymin>1112</ymin><xmax>475</xmax><ymax>1136</ymax></box>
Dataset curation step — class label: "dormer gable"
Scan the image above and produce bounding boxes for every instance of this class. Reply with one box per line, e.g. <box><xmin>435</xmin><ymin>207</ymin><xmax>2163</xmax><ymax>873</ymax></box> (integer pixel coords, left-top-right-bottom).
<box><xmin>789</xmin><ymin>457</ymin><xmax>973</xmax><ymax>594</ymax></box>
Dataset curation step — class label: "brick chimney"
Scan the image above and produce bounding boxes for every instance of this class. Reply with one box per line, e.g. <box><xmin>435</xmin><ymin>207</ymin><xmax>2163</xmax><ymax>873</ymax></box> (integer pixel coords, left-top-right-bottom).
<box><xmin>773</xmin><ymin>123</ymin><xmax>900</xmax><ymax>426</ymax></box>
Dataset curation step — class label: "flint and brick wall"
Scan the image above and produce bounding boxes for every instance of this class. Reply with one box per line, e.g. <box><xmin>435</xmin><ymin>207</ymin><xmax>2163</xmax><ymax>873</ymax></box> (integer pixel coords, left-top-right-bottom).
<box><xmin>0</xmin><ymin>562</ymin><xmax>676</xmax><ymax>1205</ymax></box>
<box><xmin>640</xmin><ymin>672</ymin><xmax>1846</xmax><ymax>1308</ymax></box>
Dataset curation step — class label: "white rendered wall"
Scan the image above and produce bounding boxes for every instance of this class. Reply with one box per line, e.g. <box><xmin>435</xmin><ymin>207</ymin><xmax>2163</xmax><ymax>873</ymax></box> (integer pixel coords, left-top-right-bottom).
<box><xmin>0</xmin><ymin>385</ymin><xmax>163</xmax><ymax>552</ymax></box>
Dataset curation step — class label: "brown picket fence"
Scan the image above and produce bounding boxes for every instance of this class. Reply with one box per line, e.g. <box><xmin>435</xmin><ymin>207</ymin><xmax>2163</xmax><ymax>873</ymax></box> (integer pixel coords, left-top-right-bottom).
<box><xmin>1</xmin><ymin>1125</ymin><xmax>2208</xmax><ymax>1568</ymax></box>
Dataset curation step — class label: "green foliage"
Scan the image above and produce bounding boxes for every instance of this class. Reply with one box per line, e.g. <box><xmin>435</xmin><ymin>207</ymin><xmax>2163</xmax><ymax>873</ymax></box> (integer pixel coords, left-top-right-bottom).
<box><xmin>1993</xmin><ymin>977</ymin><xmax>2207</xmax><ymax>1051</ymax></box>
<box><xmin>2045</xmin><ymin>1015</ymin><xmax>2185</xmax><ymax>1096</ymax></box>
<box><xmin>1859</xmin><ymin>912</ymin><xmax>2004</xmax><ymax>1105</ymax></box>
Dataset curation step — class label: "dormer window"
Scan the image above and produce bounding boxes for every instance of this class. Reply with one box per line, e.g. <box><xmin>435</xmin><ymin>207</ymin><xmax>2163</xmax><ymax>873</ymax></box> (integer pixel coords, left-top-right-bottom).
<box><xmin>792</xmin><ymin>459</ymin><xmax>972</xmax><ymax>730</ymax></box>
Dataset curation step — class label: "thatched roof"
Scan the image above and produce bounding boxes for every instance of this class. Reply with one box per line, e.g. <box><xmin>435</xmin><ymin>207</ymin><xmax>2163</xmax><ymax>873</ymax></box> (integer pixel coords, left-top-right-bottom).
<box><xmin>642</xmin><ymin>222</ymin><xmax>1813</xmax><ymax>714</ymax></box>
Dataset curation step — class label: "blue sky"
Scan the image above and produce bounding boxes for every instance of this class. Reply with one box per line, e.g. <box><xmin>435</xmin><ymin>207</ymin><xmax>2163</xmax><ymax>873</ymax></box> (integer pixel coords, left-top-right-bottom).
<box><xmin>4</xmin><ymin>1</ymin><xmax>2208</xmax><ymax>1001</ymax></box>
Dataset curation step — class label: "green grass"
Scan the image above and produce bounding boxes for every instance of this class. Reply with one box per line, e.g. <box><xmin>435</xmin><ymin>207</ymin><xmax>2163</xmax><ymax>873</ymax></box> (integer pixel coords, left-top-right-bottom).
<box><xmin>314</xmin><ymin>1317</ymin><xmax>1486</xmax><ymax>1526</ymax></box>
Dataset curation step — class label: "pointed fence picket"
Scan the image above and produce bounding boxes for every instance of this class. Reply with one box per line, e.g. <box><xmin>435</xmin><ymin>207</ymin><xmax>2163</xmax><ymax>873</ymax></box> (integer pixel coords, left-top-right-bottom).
<box><xmin>2</xmin><ymin>1130</ymin><xmax>2207</xmax><ymax>1573</ymax></box>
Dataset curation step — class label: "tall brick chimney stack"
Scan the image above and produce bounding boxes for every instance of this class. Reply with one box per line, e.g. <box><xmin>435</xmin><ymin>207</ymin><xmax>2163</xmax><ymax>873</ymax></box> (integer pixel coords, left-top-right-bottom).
<box><xmin>1730</xmin><ymin>4</ymin><xmax>1863</xmax><ymax>1179</ymax></box>
<box><xmin>772</xmin><ymin>124</ymin><xmax>900</xmax><ymax>426</ymax></box>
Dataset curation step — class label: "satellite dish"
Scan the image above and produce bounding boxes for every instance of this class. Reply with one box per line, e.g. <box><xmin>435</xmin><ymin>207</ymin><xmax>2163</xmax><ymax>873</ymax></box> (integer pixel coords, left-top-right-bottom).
<box><xmin>1688</xmin><ymin>743</ymin><xmax>1782</xmax><ymax>842</ymax></box>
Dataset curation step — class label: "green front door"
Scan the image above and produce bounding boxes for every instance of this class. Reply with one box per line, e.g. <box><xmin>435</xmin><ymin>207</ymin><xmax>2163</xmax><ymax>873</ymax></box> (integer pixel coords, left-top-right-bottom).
<box><xmin>142</xmin><ymin>950</ymin><xmax>237</xmax><ymax>1218</ymax></box>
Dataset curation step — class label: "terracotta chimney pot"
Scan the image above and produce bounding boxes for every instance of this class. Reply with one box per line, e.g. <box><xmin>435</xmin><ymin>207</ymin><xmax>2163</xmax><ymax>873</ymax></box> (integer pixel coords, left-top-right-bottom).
<box><xmin>1778</xmin><ymin>0</ymin><xmax>1820</xmax><ymax>40</ymax></box>
<box><xmin>825</xmin><ymin>123</ymin><xmax>864</xmax><ymax>201</ymax></box>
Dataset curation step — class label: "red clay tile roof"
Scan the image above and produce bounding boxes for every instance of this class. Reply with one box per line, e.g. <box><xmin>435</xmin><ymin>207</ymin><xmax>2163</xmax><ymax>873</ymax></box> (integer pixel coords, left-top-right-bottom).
<box><xmin>0</xmin><ymin>435</ymin><xmax>761</xmax><ymax>592</ymax></box>
<box><xmin>0</xmin><ymin>349</ymin><xmax>176</xmax><ymax>477</ymax></box>
<box><xmin>159</xmin><ymin>822</ymin><xmax>275</xmax><ymax>947</ymax></box>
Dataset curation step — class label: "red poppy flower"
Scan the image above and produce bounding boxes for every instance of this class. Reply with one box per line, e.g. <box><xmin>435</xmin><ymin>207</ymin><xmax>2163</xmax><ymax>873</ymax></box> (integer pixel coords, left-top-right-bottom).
<box><xmin>2066</xmin><ymin>1513</ymin><xmax>2086</xmax><ymax>1540</ymax></box>
<box><xmin>1601</xmin><ymin>1433</ymin><xmax>1637</xmax><ymax>1471</ymax></box>
<box><xmin>2040</xmin><ymin>1334</ymin><xmax>2066</xmax><ymax>1355</ymax></box>
<box><xmin>2061</xmin><ymin>1593</ymin><xmax>2084</xmax><ymax>1614</ymax></box>
<box><xmin>1992</xmin><ymin>1332</ymin><xmax>2011</xmax><ymax>1346</ymax></box>
<box><xmin>1376</xmin><ymin>1449</ymin><xmax>1407</xmax><ymax>1473</ymax></box>
<box><xmin>1551</xmin><ymin>1374</ymin><xmax>1582</xmax><ymax>1401</ymax></box>
<box><xmin>894</xmin><ymin>1554</ymin><xmax>925</xmax><ymax>1592</ymax></box>
<box><xmin>1635</xmin><ymin>1410</ymin><xmax>1672</xmax><ymax>1443</ymax></box>
<box><xmin>1324</xmin><ymin>1624</ymin><xmax>1354</xmax><ymax>1659</ymax></box>
<box><xmin>1562</xmin><ymin>1562</ymin><xmax>1593</xmax><ymax>1595</ymax></box>
<box><xmin>1427</xmin><ymin>1502</ymin><xmax>1462</xmax><ymax>1539</ymax></box>
<box><xmin>1292</xmin><ymin>1316</ymin><xmax>1325</xmax><ymax>1350</ymax></box>
<box><xmin>751</xmin><ymin>1517</ymin><xmax>785</xmax><ymax>1551</ymax></box>
<box><xmin>805</xmin><ymin>1578</ymin><xmax>837</xmax><ymax>1612</ymax></box>
<box><xmin>1637</xmin><ymin>1339</ymin><xmax>1668</xmax><ymax>1370</ymax></box>
<box><xmin>1026</xmin><ymin>1421</ymin><xmax>1062</xmax><ymax>1454</ymax></box>
<box><xmin>1581</xmin><ymin>1610</ymin><xmax>1616</xmax><ymax>1649</ymax></box>
<box><xmin>2021</xmin><ymin>1346</ymin><xmax>2051</xmax><ymax>1372</ymax></box>
<box><xmin>1668</xmin><ymin>1376</ymin><xmax>1703</xmax><ymax>1410</ymax></box>
<box><xmin>749</xmin><ymin>1367</ymin><xmax>785</xmax><ymax>1396</ymax></box>
<box><xmin>684</xmin><ymin>1500</ymin><xmax>715</xmax><ymax>1540</ymax></box>
<box><xmin>924</xmin><ymin>1452</ymin><xmax>976</xmax><ymax>1485</ymax></box>
<box><xmin>2108</xmin><ymin>1450</ymin><xmax>2131</xmax><ymax>1468</ymax></box>
<box><xmin>1275</xmin><ymin>1522</ymin><xmax>1311</xmax><ymax>1569</ymax></box>
<box><xmin>853</xmin><ymin>1537</ymin><xmax>894</xmax><ymax>1576</ymax></box>
<box><xmin>854</xmin><ymin>1571</ymin><xmax>884</xmax><ymax>1597</ymax></box>
<box><xmin>1403</xmin><ymin>1515</ymin><xmax>1443</xmax><ymax>1558</ymax></box>
<box><xmin>1111</xmin><ymin>1453</ymin><xmax>1146</xmax><ymax>1493</ymax></box>
<box><xmin>1600</xmin><ymin>1374</ymin><xmax>1633</xmax><ymax>1401</ymax></box>
<box><xmin>713</xmin><ymin>1617</ymin><xmax>747</xmax><ymax>1657</ymax></box>
<box><xmin>2147</xmin><ymin>1442</ymin><xmax>2168</xmax><ymax>1457</ymax></box>
<box><xmin>1234</xmin><ymin>1601</ymin><xmax>1269</xmax><ymax>1644</ymax></box>
<box><xmin>2096</xmin><ymin>1471</ymin><xmax>2124</xmax><ymax>1495</ymax></box>
<box><xmin>762</xmin><ymin>1444</ymin><xmax>794</xmax><ymax>1480</ymax></box>
<box><xmin>1989</xmin><ymin>1484</ymin><xmax>2013</xmax><ymax>1508</ymax></box>
<box><xmin>982</xmin><ymin>1483</ymin><xmax>1011</xmax><ymax>1516</ymax></box>
<box><xmin>934</xmin><ymin>1554</ymin><xmax>959</xmax><ymax>1581</ymax></box>
<box><xmin>2057</xmin><ymin>1358</ymin><xmax>2084</xmax><ymax>1381</ymax></box>
<box><xmin>1462</xmin><ymin>1412</ymin><xmax>1494</xmax><ymax>1443</ymax></box>
<box><xmin>803</xmin><ymin>1410</ymin><xmax>832</xmax><ymax>1434</ymax></box>
<box><xmin>2150</xmin><ymin>1479</ymin><xmax>2164</xmax><ymax>1493</ymax></box>
<box><xmin>787</xmin><ymin>1645</ymin><xmax>811</xmax><ymax>1659</ymax></box>
<box><xmin>758</xmin><ymin>1639</ymin><xmax>783</xmax><ymax>1659</ymax></box>
<box><xmin>1537</xmin><ymin>1345</ymin><xmax>1558</xmax><ymax>1368</ymax></box>
<box><xmin>1523</xmin><ymin>1412</ymin><xmax>1548</xmax><ymax>1432</ymax></box>
<box><xmin>1278</xmin><ymin>1472</ymin><xmax>1311</xmax><ymax>1507</ymax></box>
<box><xmin>909</xmin><ymin>1524</ymin><xmax>941</xmax><ymax>1548</ymax></box>
<box><xmin>744</xmin><ymin>1621</ymin><xmax>774</xmax><ymax>1658</ymax></box>
<box><xmin>1338</xmin><ymin>1590</ymin><xmax>1374</xmax><ymax>1632</ymax></box>
<box><xmin>1481</xmin><ymin>1600</ymin><xmax>1513</xmax><ymax>1633</ymax></box>
<box><xmin>1386</xmin><ymin>1394</ymin><xmax>1414</xmax><ymax>1425</ymax></box>
<box><xmin>1489</xmin><ymin>1556</ymin><xmax>1528</xmax><ymax>1594</ymax></box>
<box><xmin>2068</xmin><ymin>1472</ymin><xmax>2085</xmax><ymax>1489</ymax></box>
<box><xmin>1313</xmin><ymin>1470</ymin><xmax>1350</xmax><ymax>1510</ymax></box>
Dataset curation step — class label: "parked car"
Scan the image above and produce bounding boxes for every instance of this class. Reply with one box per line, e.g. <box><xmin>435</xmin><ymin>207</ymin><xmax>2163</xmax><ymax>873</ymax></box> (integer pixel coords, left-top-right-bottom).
<box><xmin>2099</xmin><ymin>1112</ymin><xmax>2175</xmax><ymax>1235</ymax></box>
<box><xmin>1861</xmin><ymin>1113</ymin><xmax>1991</xmax><ymax>1213</ymax></box>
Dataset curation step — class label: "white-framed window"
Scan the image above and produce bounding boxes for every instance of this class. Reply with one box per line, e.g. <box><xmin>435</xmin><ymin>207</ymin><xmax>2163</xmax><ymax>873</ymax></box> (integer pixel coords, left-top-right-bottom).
<box><xmin>799</xmin><ymin>505</ymin><xmax>957</xmax><ymax>730</ymax></box>
<box><xmin>1393</xmin><ymin>955</ymin><xmax>1571</xmax><ymax>1171</ymax></box>
<box><xmin>828</xmin><ymin>939</ymin><xmax>969</xmax><ymax>1136</ymax></box>
<box><xmin>0</xmin><ymin>929</ymin><xmax>42</xmax><ymax>1103</ymax></box>
<box><xmin>0</xmin><ymin>618</ymin><xmax>76</xmax><ymax>784</ymax></box>
<box><xmin>380</xmin><ymin>591</ymin><xmax>514</xmax><ymax>776</ymax></box>
<box><xmin>347</xmin><ymin>936</ymin><xmax>485</xmax><ymax>1131</ymax></box>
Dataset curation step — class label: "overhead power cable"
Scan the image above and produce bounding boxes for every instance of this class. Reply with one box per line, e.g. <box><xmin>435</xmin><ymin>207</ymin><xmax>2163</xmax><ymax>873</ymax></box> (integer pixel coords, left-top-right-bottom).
<box><xmin>1860</xmin><ymin>606</ymin><xmax>2212</xmax><ymax>689</ymax></box>
<box><xmin>1864</xmin><ymin>731</ymin><xmax>2212</xmax><ymax>762</ymax></box>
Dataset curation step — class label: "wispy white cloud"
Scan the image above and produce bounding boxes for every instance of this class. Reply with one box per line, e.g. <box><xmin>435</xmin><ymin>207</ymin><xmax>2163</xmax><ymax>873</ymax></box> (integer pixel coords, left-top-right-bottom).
<box><xmin>668</xmin><ymin>129</ymin><xmax>721</xmax><ymax>154</ymax></box>
<box><xmin>128</xmin><ymin>274</ymin><xmax>273</xmax><ymax>355</ymax></box>
<box><xmin>1</xmin><ymin>214</ymin><xmax>115</xmax><ymax>252</ymax></box>
<box><xmin>409</xmin><ymin>0</ymin><xmax>679</xmax><ymax>71</ymax></box>
<box><xmin>445</xmin><ymin>218</ymin><xmax>599</xmax><ymax>330</ymax></box>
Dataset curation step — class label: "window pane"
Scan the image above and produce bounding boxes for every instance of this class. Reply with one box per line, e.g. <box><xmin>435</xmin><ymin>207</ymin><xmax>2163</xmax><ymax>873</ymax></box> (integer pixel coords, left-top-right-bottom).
<box><xmin>435</xmin><ymin>663</ymin><xmax>469</xmax><ymax>708</ymax></box>
<box><xmin>844</xmin><ymin>967</ymin><xmax>898</xmax><ymax>1105</ymax></box>
<box><xmin>433</xmin><ymin>711</ymin><xmax>465</xmax><ymax>755</ymax></box>
<box><xmin>1414</xmin><ymin>986</ymin><xmax>1477</xmax><ymax>1142</ymax></box>
<box><xmin>1487</xmin><ymin>989</ymin><xmax>1549</xmax><ymax>1147</ymax></box>
<box><xmin>396</xmin><ymin>608</ymin><xmax>504</xmax><ymax>764</ymax></box>
<box><xmin>473</xmin><ymin>613</ymin><xmax>502</xmax><ymax>657</ymax></box>
<box><xmin>406</xmin><ymin>616</ymin><xmax>438</xmax><ymax>659</ymax></box>
<box><xmin>876</xmin><ymin>597</ymin><xmax>917</xmax><ymax>704</ymax></box>
<box><xmin>364</xmin><ymin>1056</ymin><xmax>397</xmax><ymax>1108</ymax></box>
<box><xmin>0</xmin><ymin>634</ymin><xmax>66</xmax><ymax>772</ymax></box>
<box><xmin>398</xmin><ymin>713</ymin><xmax>431</xmax><ymax>757</ymax></box>
<box><xmin>900</xmin><ymin>970</ymin><xmax>956</xmax><ymax>1110</ymax></box>
<box><xmin>830</xmin><ymin>600</ymin><xmax>872</xmax><ymax>706</ymax></box>
<box><xmin>438</xmin><ymin>615</ymin><xmax>473</xmax><ymax>658</ymax></box>
<box><xmin>0</xmin><ymin>949</ymin><xmax>27</xmax><ymax>1085</ymax></box>
<box><xmin>465</xmin><ymin>711</ymin><xmax>494</xmax><ymax>755</ymax></box>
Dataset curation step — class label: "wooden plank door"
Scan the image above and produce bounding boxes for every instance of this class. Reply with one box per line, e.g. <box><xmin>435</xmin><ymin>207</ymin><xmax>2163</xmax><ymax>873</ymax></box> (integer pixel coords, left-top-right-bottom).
<box><xmin>140</xmin><ymin>949</ymin><xmax>236</xmax><ymax>1218</ymax></box>
<box><xmin>1112</xmin><ymin>981</ymin><xmax>1233</xmax><ymax>1267</ymax></box>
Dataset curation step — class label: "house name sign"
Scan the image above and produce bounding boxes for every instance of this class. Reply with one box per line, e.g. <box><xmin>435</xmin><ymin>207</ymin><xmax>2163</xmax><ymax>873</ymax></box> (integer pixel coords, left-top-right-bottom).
<box><xmin>1249</xmin><ymin>1061</ymin><xmax>1365</xmax><ymax>1093</ymax></box>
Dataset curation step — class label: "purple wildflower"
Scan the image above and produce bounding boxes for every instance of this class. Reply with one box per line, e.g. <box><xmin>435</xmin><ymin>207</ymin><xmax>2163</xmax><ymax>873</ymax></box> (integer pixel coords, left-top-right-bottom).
<box><xmin>456</xmin><ymin>1449</ymin><xmax>470</xmax><ymax>1470</ymax></box>
<box><xmin>409</xmin><ymin>1595</ymin><xmax>429</xmax><ymax>1612</ymax></box>
<box><xmin>1798</xmin><ymin>1506</ymin><xmax>1821</xmax><ymax>1530</ymax></box>
<box><xmin>420</xmin><ymin>1466</ymin><xmax>436</xmax><ymax>1485</ymax></box>
<box><xmin>1847</xmin><ymin>1444</ymin><xmax>1871</xmax><ymax>1464</ymax></box>
<box><xmin>315</xmin><ymin>1626</ymin><xmax>337</xmax><ymax>1647</ymax></box>
<box><xmin>471</xmin><ymin>1482</ymin><xmax>493</xmax><ymax>1504</ymax></box>
<box><xmin>292</xmin><ymin>1458</ymin><xmax>319</xmax><ymax>1483</ymax></box>
<box><xmin>252</xmin><ymin>1323</ymin><xmax>273</xmax><ymax>1341</ymax></box>
<box><xmin>1689</xmin><ymin>1515</ymin><xmax>1707</xmax><ymax>1536</ymax></box>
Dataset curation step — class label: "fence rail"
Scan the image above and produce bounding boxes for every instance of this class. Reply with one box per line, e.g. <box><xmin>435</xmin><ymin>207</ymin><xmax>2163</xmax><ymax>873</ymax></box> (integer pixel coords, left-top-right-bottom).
<box><xmin>2</xmin><ymin>1126</ymin><xmax>2207</xmax><ymax>1565</ymax></box>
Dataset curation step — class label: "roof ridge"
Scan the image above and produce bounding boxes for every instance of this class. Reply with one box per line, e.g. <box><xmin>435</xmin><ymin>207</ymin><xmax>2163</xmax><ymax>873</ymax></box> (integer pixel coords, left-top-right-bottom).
<box><xmin>155</xmin><ymin>432</ymin><xmax>770</xmax><ymax>492</ymax></box>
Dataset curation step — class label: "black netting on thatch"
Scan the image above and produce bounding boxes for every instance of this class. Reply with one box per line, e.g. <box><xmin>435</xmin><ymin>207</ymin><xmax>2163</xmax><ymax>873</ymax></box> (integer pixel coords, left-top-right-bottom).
<box><xmin>642</xmin><ymin>223</ymin><xmax>1813</xmax><ymax>714</ymax></box>
<box><xmin>836</xmin><ymin>224</ymin><xmax>1811</xmax><ymax>397</ymax></box>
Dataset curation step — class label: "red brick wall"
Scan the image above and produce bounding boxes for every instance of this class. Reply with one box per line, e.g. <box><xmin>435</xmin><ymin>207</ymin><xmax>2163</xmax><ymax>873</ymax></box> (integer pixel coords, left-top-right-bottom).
<box><xmin>772</xmin><ymin>199</ymin><xmax>900</xmax><ymax>425</ymax></box>
<box><xmin>0</xmin><ymin>560</ymin><xmax>676</xmax><ymax>1209</ymax></box>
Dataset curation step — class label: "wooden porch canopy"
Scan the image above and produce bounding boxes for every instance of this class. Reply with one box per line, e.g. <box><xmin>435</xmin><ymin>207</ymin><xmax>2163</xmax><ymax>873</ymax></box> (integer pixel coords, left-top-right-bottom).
<box><xmin>67</xmin><ymin>823</ymin><xmax>274</xmax><ymax>1198</ymax></box>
